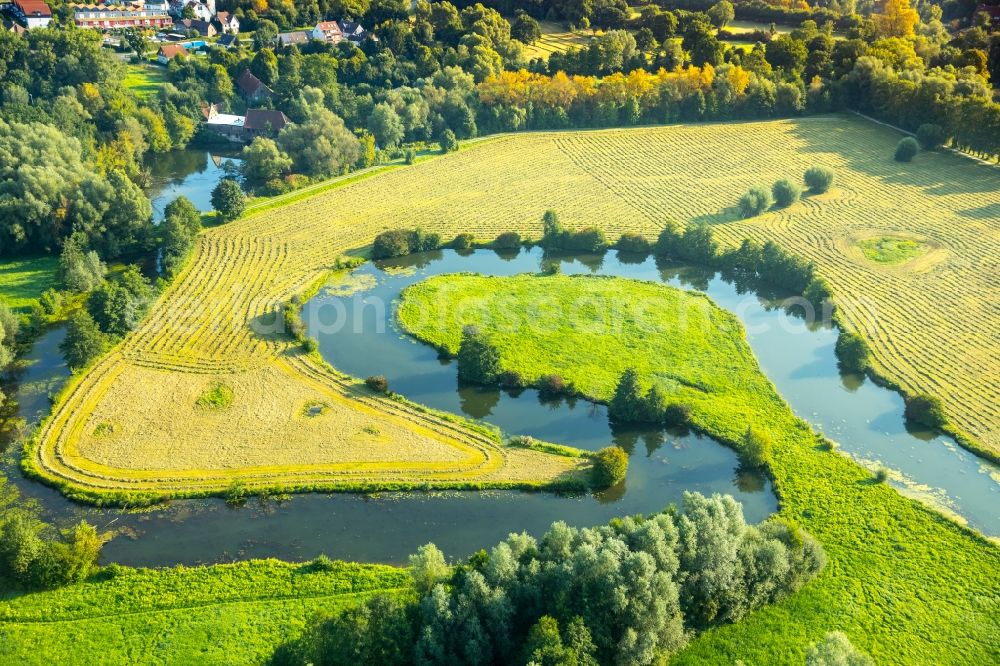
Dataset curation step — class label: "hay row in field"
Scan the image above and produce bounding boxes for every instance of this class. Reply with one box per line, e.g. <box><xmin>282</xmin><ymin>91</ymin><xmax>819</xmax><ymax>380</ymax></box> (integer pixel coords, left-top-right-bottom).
<box><xmin>29</xmin><ymin>114</ymin><xmax>1000</xmax><ymax>501</ymax></box>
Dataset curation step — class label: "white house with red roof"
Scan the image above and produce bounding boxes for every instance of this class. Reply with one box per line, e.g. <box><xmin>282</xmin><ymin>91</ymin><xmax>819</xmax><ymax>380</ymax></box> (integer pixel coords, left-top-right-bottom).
<box><xmin>9</xmin><ymin>0</ymin><xmax>53</xmax><ymax>28</ymax></box>
<box><xmin>311</xmin><ymin>20</ymin><xmax>343</xmax><ymax>44</ymax></box>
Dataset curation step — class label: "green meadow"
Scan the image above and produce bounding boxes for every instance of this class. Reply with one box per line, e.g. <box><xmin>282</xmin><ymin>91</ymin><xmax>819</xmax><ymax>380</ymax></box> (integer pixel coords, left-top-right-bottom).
<box><xmin>398</xmin><ymin>272</ymin><xmax>1000</xmax><ymax>664</ymax></box>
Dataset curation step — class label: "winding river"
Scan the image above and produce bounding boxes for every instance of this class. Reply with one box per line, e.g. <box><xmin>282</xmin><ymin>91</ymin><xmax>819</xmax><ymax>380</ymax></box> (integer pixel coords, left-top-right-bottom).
<box><xmin>3</xmin><ymin>247</ymin><xmax>997</xmax><ymax>568</ymax></box>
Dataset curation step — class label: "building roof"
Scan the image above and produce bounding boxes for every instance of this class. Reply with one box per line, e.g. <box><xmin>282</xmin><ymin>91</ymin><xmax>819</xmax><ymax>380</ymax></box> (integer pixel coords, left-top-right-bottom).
<box><xmin>205</xmin><ymin>112</ymin><xmax>245</xmax><ymax>128</ymax></box>
<box><xmin>339</xmin><ymin>20</ymin><xmax>364</xmax><ymax>35</ymax></box>
<box><xmin>217</xmin><ymin>33</ymin><xmax>237</xmax><ymax>46</ymax></box>
<box><xmin>244</xmin><ymin>109</ymin><xmax>290</xmax><ymax>131</ymax></box>
<box><xmin>277</xmin><ymin>30</ymin><xmax>309</xmax><ymax>45</ymax></box>
<box><xmin>14</xmin><ymin>0</ymin><xmax>53</xmax><ymax>17</ymax></box>
<box><xmin>158</xmin><ymin>43</ymin><xmax>186</xmax><ymax>58</ymax></box>
<box><xmin>315</xmin><ymin>21</ymin><xmax>341</xmax><ymax>32</ymax></box>
<box><xmin>215</xmin><ymin>10</ymin><xmax>232</xmax><ymax>22</ymax></box>
<box><xmin>236</xmin><ymin>69</ymin><xmax>271</xmax><ymax>96</ymax></box>
<box><xmin>237</xmin><ymin>69</ymin><xmax>270</xmax><ymax>96</ymax></box>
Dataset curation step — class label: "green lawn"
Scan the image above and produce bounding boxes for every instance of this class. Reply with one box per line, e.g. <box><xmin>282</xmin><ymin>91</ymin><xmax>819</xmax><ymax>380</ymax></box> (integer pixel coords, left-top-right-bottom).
<box><xmin>398</xmin><ymin>273</ymin><xmax>1000</xmax><ymax>664</ymax></box>
<box><xmin>859</xmin><ymin>236</ymin><xmax>925</xmax><ymax>264</ymax></box>
<box><xmin>0</xmin><ymin>559</ymin><xmax>411</xmax><ymax>664</ymax></box>
<box><xmin>123</xmin><ymin>63</ymin><xmax>168</xmax><ymax>100</ymax></box>
<box><xmin>0</xmin><ymin>257</ymin><xmax>59</xmax><ymax>312</ymax></box>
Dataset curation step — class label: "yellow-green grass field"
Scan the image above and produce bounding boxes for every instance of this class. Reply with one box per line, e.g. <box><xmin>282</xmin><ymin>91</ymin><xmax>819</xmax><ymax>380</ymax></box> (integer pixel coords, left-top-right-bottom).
<box><xmin>0</xmin><ymin>559</ymin><xmax>412</xmax><ymax>664</ymax></box>
<box><xmin>396</xmin><ymin>272</ymin><xmax>1000</xmax><ymax>664</ymax></box>
<box><xmin>0</xmin><ymin>256</ymin><xmax>59</xmax><ymax>312</ymax></box>
<box><xmin>26</xmin><ymin>114</ymin><xmax>1000</xmax><ymax>501</ymax></box>
<box><xmin>123</xmin><ymin>63</ymin><xmax>168</xmax><ymax>100</ymax></box>
<box><xmin>520</xmin><ymin>21</ymin><xmax>594</xmax><ymax>61</ymax></box>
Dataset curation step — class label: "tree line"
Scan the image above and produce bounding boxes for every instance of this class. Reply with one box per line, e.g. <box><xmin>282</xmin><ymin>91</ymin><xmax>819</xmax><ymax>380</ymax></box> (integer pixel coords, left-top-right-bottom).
<box><xmin>271</xmin><ymin>491</ymin><xmax>826</xmax><ymax>665</ymax></box>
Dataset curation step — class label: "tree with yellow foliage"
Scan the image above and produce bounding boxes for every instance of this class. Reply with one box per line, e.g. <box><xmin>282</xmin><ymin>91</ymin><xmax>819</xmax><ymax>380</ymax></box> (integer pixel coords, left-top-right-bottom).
<box><xmin>874</xmin><ymin>0</ymin><xmax>919</xmax><ymax>39</ymax></box>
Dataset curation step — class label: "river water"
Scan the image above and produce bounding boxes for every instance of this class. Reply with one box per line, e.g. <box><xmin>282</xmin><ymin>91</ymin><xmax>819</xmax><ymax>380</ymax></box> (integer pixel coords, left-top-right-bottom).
<box><xmin>3</xmin><ymin>247</ymin><xmax>996</xmax><ymax>567</ymax></box>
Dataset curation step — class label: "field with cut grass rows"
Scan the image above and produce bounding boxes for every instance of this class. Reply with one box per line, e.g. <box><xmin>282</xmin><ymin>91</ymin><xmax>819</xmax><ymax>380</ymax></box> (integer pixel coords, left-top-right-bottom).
<box><xmin>28</xmin><ymin>113</ymin><xmax>1000</xmax><ymax>502</ymax></box>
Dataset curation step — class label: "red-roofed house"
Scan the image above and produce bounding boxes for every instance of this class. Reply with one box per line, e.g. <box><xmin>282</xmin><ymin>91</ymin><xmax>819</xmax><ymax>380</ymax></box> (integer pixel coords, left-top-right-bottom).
<box><xmin>213</xmin><ymin>10</ymin><xmax>239</xmax><ymax>34</ymax></box>
<box><xmin>311</xmin><ymin>20</ymin><xmax>343</xmax><ymax>44</ymax></box>
<box><xmin>73</xmin><ymin>2</ymin><xmax>172</xmax><ymax>31</ymax></box>
<box><xmin>157</xmin><ymin>42</ymin><xmax>187</xmax><ymax>63</ymax></box>
<box><xmin>10</xmin><ymin>0</ymin><xmax>52</xmax><ymax>28</ymax></box>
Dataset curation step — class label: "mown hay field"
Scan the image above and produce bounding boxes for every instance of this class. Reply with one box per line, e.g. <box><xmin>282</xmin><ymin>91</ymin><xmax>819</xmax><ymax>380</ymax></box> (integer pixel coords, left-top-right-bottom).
<box><xmin>519</xmin><ymin>21</ymin><xmax>593</xmax><ymax>61</ymax></box>
<box><xmin>28</xmin><ymin>113</ymin><xmax>1000</xmax><ymax>501</ymax></box>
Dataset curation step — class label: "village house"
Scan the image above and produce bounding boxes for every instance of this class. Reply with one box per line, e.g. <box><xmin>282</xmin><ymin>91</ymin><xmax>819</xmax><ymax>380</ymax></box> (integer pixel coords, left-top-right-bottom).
<box><xmin>236</xmin><ymin>69</ymin><xmax>273</xmax><ymax>103</ymax></box>
<box><xmin>212</xmin><ymin>10</ymin><xmax>237</xmax><ymax>34</ymax></box>
<box><xmin>7</xmin><ymin>0</ymin><xmax>53</xmax><ymax>29</ymax></box>
<box><xmin>175</xmin><ymin>16</ymin><xmax>215</xmax><ymax>36</ymax></box>
<box><xmin>338</xmin><ymin>19</ymin><xmax>371</xmax><ymax>43</ymax></box>
<box><xmin>202</xmin><ymin>103</ymin><xmax>290</xmax><ymax>142</ymax></box>
<box><xmin>276</xmin><ymin>30</ymin><xmax>309</xmax><ymax>47</ymax></box>
<box><xmin>216</xmin><ymin>33</ymin><xmax>238</xmax><ymax>48</ymax></box>
<box><xmin>157</xmin><ymin>42</ymin><xmax>187</xmax><ymax>63</ymax></box>
<box><xmin>311</xmin><ymin>20</ymin><xmax>343</xmax><ymax>44</ymax></box>
<box><xmin>71</xmin><ymin>0</ymin><xmax>172</xmax><ymax>30</ymax></box>
<box><xmin>170</xmin><ymin>0</ymin><xmax>213</xmax><ymax>21</ymax></box>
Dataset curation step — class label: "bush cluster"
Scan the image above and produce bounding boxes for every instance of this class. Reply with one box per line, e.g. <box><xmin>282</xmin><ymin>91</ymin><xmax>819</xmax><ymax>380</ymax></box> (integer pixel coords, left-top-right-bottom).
<box><xmin>916</xmin><ymin>123</ymin><xmax>946</xmax><ymax>150</ymax></box>
<box><xmin>803</xmin><ymin>166</ymin><xmax>835</xmax><ymax>194</ymax></box>
<box><xmin>772</xmin><ymin>178</ymin><xmax>802</xmax><ymax>208</ymax></box>
<box><xmin>904</xmin><ymin>394</ymin><xmax>947</xmax><ymax>429</ymax></box>
<box><xmin>834</xmin><ymin>331</ymin><xmax>871</xmax><ymax>374</ymax></box>
<box><xmin>456</xmin><ymin>325</ymin><xmax>502</xmax><ymax>384</ymax></box>
<box><xmin>894</xmin><ymin>137</ymin><xmax>919</xmax><ymax>162</ymax></box>
<box><xmin>493</xmin><ymin>231</ymin><xmax>522</xmax><ymax>250</ymax></box>
<box><xmin>608</xmin><ymin>368</ymin><xmax>688</xmax><ymax>427</ymax></box>
<box><xmin>371</xmin><ymin>228</ymin><xmax>443</xmax><ymax>260</ymax></box>
<box><xmin>365</xmin><ymin>375</ymin><xmax>389</xmax><ymax>393</ymax></box>
<box><xmin>451</xmin><ymin>233</ymin><xmax>475</xmax><ymax>250</ymax></box>
<box><xmin>591</xmin><ymin>446</ymin><xmax>629</xmax><ymax>487</ymax></box>
<box><xmin>540</xmin><ymin>210</ymin><xmax>608</xmax><ymax>252</ymax></box>
<box><xmin>616</xmin><ymin>232</ymin><xmax>652</xmax><ymax>254</ymax></box>
<box><xmin>738</xmin><ymin>185</ymin><xmax>773</xmax><ymax>218</ymax></box>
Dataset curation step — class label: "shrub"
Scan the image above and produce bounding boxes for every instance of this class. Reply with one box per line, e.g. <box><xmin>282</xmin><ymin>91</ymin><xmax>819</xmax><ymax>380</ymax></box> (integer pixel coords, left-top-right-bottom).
<box><xmin>904</xmin><ymin>393</ymin><xmax>946</xmax><ymax>429</ymax></box>
<box><xmin>916</xmin><ymin>123</ymin><xmax>946</xmax><ymax>150</ymax></box>
<box><xmin>743</xmin><ymin>425</ymin><xmax>772</xmax><ymax>468</ymax></box>
<box><xmin>739</xmin><ymin>185</ymin><xmax>773</xmax><ymax>218</ymax></box>
<box><xmin>451</xmin><ymin>233</ymin><xmax>475</xmax><ymax>250</ymax></box>
<box><xmin>439</xmin><ymin>129</ymin><xmax>458</xmax><ymax>153</ymax></box>
<box><xmin>591</xmin><ymin>446</ymin><xmax>629</xmax><ymax>487</ymax></box>
<box><xmin>301</xmin><ymin>337</ymin><xmax>318</xmax><ymax>353</ymax></box>
<box><xmin>456</xmin><ymin>325</ymin><xmax>502</xmax><ymax>383</ymax></box>
<box><xmin>609</xmin><ymin>368</ymin><xmax>650</xmax><ymax>422</ymax></box>
<box><xmin>803</xmin><ymin>166</ymin><xmax>834</xmax><ymax>193</ymax></box>
<box><xmin>616</xmin><ymin>233</ymin><xmax>652</xmax><ymax>254</ymax></box>
<box><xmin>835</xmin><ymin>331</ymin><xmax>870</xmax><ymax>373</ymax></box>
<box><xmin>873</xmin><ymin>466</ymin><xmax>889</xmax><ymax>483</ymax></box>
<box><xmin>498</xmin><ymin>370</ymin><xmax>524</xmax><ymax>388</ymax></box>
<box><xmin>371</xmin><ymin>229</ymin><xmax>412</xmax><ymax>259</ymax></box>
<box><xmin>493</xmin><ymin>231</ymin><xmax>521</xmax><ymax>249</ymax></box>
<box><xmin>210</xmin><ymin>178</ymin><xmax>246</xmax><ymax>221</ymax></box>
<box><xmin>538</xmin><ymin>374</ymin><xmax>566</xmax><ymax>396</ymax></box>
<box><xmin>803</xmin><ymin>276</ymin><xmax>834</xmax><ymax>310</ymax></box>
<box><xmin>806</xmin><ymin>631</ymin><xmax>873</xmax><ymax>666</ymax></box>
<box><xmin>653</xmin><ymin>221</ymin><xmax>683</xmax><ymax>257</ymax></box>
<box><xmin>566</xmin><ymin>227</ymin><xmax>608</xmax><ymax>252</ymax></box>
<box><xmin>663</xmin><ymin>402</ymin><xmax>692</xmax><ymax>427</ymax></box>
<box><xmin>772</xmin><ymin>178</ymin><xmax>801</xmax><ymax>208</ymax></box>
<box><xmin>309</xmin><ymin>554</ymin><xmax>337</xmax><ymax>571</ymax></box>
<box><xmin>59</xmin><ymin>310</ymin><xmax>108</xmax><ymax>372</ymax></box>
<box><xmin>404</xmin><ymin>147</ymin><xmax>416</xmax><ymax>164</ymax></box>
<box><xmin>894</xmin><ymin>136</ymin><xmax>919</xmax><ymax>162</ymax></box>
<box><xmin>365</xmin><ymin>375</ymin><xmax>389</xmax><ymax>393</ymax></box>
<box><xmin>371</xmin><ymin>228</ymin><xmax>442</xmax><ymax>259</ymax></box>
